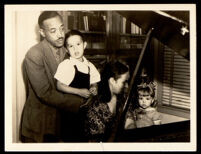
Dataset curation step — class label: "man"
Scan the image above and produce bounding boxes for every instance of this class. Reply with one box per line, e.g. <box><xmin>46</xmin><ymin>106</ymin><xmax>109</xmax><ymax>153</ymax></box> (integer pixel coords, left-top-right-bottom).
<box><xmin>20</xmin><ymin>11</ymin><xmax>85</xmax><ymax>142</ymax></box>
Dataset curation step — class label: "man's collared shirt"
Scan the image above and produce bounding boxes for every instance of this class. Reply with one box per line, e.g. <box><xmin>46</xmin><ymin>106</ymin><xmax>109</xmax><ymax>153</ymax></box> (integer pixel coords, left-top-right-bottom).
<box><xmin>47</xmin><ymin>42</ymin><xmax>66</xmax><ymax>64</ymax></box>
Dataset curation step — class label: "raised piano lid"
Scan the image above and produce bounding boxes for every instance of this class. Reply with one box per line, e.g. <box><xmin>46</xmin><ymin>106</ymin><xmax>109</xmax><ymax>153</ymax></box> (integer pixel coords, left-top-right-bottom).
<box><xmin>117</xmin><ymin>11</ymin><xmax>190</xmax><ymax>60</ymax></box>
<box><xmin>108</xmin><ymin>11</ymin><xmax>190</xmax><ymax>142</ymax></box>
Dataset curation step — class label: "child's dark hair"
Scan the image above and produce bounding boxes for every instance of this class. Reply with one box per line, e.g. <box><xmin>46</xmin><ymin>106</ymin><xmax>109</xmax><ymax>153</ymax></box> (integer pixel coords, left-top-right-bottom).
<box><xmin>64</xmin><ymin>30</ymin><xmax>85</xmax><ymax>48</ymax></box>
<box><xmin>38</xmin><ymin>11</ymin><xmax>62</xmax><ymax>29</ymax></box>
<box><xmin>98</xmin><ymin>60</ymin><xmax>129</xmax><ymax>103</ymax></box>
<box><xmin>137</xmin><ymin>82</ymin><xmax>157</xmax><ymax>107</ymax></box>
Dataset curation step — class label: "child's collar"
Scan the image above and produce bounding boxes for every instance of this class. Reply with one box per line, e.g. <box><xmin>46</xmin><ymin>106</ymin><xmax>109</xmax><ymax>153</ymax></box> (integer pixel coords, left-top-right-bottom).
<box><xmin>70</xmin><ymin>56</ymin><xmax>88</xmax><ymax>64</ymax></box>
<box><xmin>138</xmin><ymin>107</ymin><xmax>156</xmax><ymax>112</ymax></box>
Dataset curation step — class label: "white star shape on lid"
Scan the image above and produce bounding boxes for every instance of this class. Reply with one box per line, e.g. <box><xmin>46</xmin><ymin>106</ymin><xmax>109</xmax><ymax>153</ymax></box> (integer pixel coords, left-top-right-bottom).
<box><xmin>181</xmin><ymin>26</ymin><xmax>189</xmax><ymax>35</ymax></box>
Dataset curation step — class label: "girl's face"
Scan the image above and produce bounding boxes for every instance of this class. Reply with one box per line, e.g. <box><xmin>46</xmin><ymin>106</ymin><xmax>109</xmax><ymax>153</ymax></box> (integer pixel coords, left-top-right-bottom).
<box><xmin>66</xmin><ymin>35</ymin><xmax>87</xmax><ymax>62</ymax></box>
<box><xmin>138</xmin><ymin>91</ymin><xmax>154</xmax><ymax>109</ymax></box>
<box><xmin>111</xmin><ymin>72</ymin><xmax>130</xmax><ymax>95</ymax></box>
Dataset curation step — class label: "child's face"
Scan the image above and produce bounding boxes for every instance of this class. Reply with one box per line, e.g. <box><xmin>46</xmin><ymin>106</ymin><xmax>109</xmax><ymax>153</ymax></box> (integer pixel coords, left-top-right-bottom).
<box><xmin>138</xmin><ymin>91</ymin><xmax>154</xmax><ymax>109</ymax></box>
<box><xmin>66</xmin><ymin>35</ymin><xmax>87</xmax><ymax>61</ymax></box>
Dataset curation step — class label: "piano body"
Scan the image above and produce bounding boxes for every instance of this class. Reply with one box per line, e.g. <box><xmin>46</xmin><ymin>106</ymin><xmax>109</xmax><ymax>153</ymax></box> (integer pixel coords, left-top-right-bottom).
<box><xmin>107</xmin><ymin>11</ymin><xmax>190</xmax><ymax>142</ymax></box>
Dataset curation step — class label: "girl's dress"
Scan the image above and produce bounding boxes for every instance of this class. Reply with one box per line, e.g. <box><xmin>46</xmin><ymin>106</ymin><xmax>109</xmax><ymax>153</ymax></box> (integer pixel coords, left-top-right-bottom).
<box><xmin>126</xmin><ymin>105</ymin><xmax>162</xmax><ymax>128</ymax></box>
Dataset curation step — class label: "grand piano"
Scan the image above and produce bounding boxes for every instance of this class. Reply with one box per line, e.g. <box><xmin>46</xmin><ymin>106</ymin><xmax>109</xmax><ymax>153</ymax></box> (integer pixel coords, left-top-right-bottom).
<box><xmin>106</xmin><ymin>10</ymin><xmax>190</xmax><ymax>142</ymax></box>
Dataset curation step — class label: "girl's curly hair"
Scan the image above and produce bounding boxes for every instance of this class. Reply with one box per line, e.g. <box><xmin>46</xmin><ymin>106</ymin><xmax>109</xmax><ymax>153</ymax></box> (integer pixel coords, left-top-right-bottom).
<box><xmin>136</xmin><ymin>81</ymin><xmax>158</xmax><ymax>107</ymax></box>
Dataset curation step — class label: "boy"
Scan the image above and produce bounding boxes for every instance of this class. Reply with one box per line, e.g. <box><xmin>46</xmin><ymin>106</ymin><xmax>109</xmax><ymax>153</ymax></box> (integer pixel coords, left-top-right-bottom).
<box><xmin>54</xmin><ymin>30</ymin><xmax>101</xmax><ymax>141</ymax></box>
<box><xmin>54</xmin><ymin>30</ymin><xmax>100</xmax><ymax>98</ymax></box>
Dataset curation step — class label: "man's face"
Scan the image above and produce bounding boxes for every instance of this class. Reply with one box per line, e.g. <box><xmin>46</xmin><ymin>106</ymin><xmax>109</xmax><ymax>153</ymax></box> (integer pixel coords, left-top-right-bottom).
<box><xmin>40</xmin><ymin>16</ymin><xmax>65</xmax><ymax>48</ymax></box>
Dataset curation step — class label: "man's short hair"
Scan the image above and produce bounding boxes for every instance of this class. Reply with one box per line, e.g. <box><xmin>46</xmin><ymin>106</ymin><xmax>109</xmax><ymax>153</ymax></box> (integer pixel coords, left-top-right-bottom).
<box><xmin>38</xmin><ymin>11</ymin><xmax>62</xmax><ymax>28</ymax></box>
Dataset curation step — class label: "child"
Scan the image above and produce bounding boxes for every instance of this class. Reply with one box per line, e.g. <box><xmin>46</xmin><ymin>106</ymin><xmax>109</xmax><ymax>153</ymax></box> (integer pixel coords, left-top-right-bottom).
<box><xmin>54</xmin><ymin>30</ymin><xmax>101</xmax><ymax>98</ymax></box>
<box><xmin>124</xmin><ymin>81</ymin><xmax>162</xmax><ymax>129</ymax></box>
<box><xmin>54</xmin><ymin>30</ymin><xmax>101</xmax><ymax>141</ymax></box>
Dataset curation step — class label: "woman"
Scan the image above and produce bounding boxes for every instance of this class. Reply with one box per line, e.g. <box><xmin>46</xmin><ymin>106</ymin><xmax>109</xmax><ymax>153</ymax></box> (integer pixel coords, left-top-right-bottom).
<box><xmin>83</xmin><ymin>60</ymin><xmax>130</xmax><ymax>142</ymax></box>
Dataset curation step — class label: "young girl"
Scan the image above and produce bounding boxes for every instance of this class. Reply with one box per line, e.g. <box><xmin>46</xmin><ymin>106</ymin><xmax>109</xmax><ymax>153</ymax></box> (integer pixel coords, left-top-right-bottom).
<box><xmin>54</xmin><ymin>30</ymin><xmax>101</xmax><ymax>98</ymax></box>
<box><xmin>125</xmin><ymin>81</ymin><xmax>162</xmax><ymax>129</ymax></box>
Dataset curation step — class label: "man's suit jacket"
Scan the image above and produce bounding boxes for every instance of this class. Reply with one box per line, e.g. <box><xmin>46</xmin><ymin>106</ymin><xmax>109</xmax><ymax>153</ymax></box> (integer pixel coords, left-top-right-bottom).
<box><xmin>20</xmin><ymin>39</ymin><xmax>84</xmax><ymax>142</ymax></box>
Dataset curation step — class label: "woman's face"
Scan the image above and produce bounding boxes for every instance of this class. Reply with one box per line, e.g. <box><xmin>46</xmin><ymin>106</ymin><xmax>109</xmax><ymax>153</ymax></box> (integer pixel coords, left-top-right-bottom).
<box><xmin>111</xmin><ymin>72</ymin><xmax>130</xmax><ymax>95</ymax></box>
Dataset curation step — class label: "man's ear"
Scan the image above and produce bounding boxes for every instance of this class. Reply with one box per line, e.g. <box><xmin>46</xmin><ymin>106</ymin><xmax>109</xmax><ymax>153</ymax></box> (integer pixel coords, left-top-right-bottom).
<box><xmin>39</xmin><ymin>29</ymin><xmax>45</xmax><ymax>38</ymax></box>
<box><xmin>83</xmin><ymin>41</ymin><xmax>87</xmax><ymax>49</ymax></box>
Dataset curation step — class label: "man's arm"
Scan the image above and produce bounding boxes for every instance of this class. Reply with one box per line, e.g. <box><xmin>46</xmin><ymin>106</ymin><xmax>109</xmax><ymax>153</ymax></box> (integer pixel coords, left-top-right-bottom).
<box><xmin>24</xmin><ymin>49</ymin><xmax>84</xmax><ymax>113</ymax></box>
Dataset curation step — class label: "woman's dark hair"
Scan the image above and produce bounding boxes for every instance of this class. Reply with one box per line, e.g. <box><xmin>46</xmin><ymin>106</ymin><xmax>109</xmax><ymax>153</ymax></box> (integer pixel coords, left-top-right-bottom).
<box><xmin>64</xmin><ymin>30</ymin><xmax>85</xmax><ymax>48</ymax></box>
<box><xmin>98</xmin><ymin>60</ymin><xmax>129</xmax><ymax>103</ymax></box>
<box><xmin>38</xmin><ymin>11</ymin><xmax>62</xmax><ymax>29</ymax></box>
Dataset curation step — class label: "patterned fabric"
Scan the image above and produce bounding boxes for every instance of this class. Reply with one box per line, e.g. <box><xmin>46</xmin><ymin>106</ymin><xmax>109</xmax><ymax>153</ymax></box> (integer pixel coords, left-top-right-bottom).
<box><xmin>84</xmin><ymin>97</ymin><xmax>115</xmax><ymax>138</ymax></box>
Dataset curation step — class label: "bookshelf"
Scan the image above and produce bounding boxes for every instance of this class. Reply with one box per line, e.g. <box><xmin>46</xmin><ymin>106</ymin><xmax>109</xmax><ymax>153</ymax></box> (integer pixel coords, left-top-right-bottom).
<box><xmin>60</xmin><ymin>11</ymin><xmax>147</xmax><ymax>71</ymax></box>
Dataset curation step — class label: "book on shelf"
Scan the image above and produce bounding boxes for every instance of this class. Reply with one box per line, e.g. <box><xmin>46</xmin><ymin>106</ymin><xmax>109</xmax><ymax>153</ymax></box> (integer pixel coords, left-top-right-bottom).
<box><xmin>91</xmin><ymin>42</ymin><xmax>105</xmax><ymax>49</ymax></box>
<box><xmin>122</xmin><ymin>17</ymin><xmax>126</xmax><ymax>33</ymax></box>
<box><xmin>84</xmin><ymin>34</ymin><xmax>106</xmax><ymax>49</ymax></box>
<box><xmin>131</xmin><ymin>22</ymin><xmax>142</xmax><ymax>35</ymax></box>
<box><xmin>126</xmin><ymin>20</ymin><xmax>131</xmax><ymax>34</ymax></box>
<box><xmin>91</xmin><ymin>35</ymin><xmax>106</xmax><ymax>49</ymax></box>
<box><xmin>67</xmin><ymin>11</ymin><xmax>107</xmax><ymax>32</ymax></box>
<box><xmin>88</xmin><ymin>15</ymin><xmax>106</xmax><ymax>32</ymax></box>
<box><xmin>120</xmin><ymin>36</ymin><xmax>131</xmax><ymax>49</ymax></box>
<box><xmin>68</xmin><ymin>15</ymin><xmax>74</xmax><ymax>30</ymax></box>
<box><xmin>83</xmin><ymin>15</ymin><xmax>89</xmax><ymax>31</ymax></box>
<box><xmin>120</xmin><ymin>14</ymin><xmax>143</xmax><ymax>35</ymax></box>
<box><xmin>67</xmin><ymin>11</ymin><xmax>79</xmax><ymax>30</ymax></box>
<box><xmin>78</xmin><ymin>12</ymin><xmax>85</xmax><ymax>31</ymax></box>
<box><xmin>131</xmin><ymin>22</ymin><xmax>135</xmax><ymax>34</ymax></box>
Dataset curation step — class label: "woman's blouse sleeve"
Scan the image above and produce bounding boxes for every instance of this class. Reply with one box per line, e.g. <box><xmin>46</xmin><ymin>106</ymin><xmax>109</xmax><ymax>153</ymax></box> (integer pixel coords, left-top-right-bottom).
<box><xmin>86</xmin><ymin>102</ymin><xmax>114</xmax><ymax>135</ymax></box>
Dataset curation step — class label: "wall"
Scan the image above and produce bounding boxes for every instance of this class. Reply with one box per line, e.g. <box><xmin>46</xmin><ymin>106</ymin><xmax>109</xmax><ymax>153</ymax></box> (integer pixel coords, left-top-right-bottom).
<box><xmin>11</xmin><ymin>11</ymin><xmax>40</xmax><ymax>143</ymax></box>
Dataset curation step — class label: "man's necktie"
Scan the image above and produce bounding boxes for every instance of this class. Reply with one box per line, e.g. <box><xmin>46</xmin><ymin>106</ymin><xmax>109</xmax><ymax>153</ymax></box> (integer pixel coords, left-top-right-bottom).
<box><xmin>56</xmin><ymin>50</ymin><xmax>60</xmax><ymax>63</ymax></box>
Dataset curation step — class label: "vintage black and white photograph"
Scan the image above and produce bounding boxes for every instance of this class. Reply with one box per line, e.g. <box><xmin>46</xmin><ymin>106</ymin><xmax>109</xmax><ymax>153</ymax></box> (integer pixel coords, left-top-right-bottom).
<box><xmin>5</xmin><ymin>4</ymin><xmax>196</xmax><ymax>151</ymax></box>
